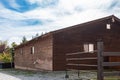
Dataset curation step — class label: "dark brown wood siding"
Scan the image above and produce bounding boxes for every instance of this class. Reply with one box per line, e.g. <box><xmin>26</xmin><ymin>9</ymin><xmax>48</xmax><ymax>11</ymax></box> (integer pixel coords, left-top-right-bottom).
<box><xmin>53</xmin><ymin>19</ymin><xmax>120</xmax><ymax>70</ymax></box>
<box><xmin>14</xmin><ymin>35</ymin><xmax>53</xmax><ymax>71</ymax></box>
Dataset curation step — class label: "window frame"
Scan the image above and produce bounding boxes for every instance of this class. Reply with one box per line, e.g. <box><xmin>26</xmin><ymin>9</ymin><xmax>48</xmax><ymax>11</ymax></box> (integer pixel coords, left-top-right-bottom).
<box><xmin>83</xmin><ymin>43</ymin><xmax>94</xmax><ymax>53</ymax></box>
<box><xmin>106</xmin><ymin>24</ymin><xmax>111</xmax><ymax>29</ymax></box>
<box><xmin>31</xmin><ymin>46</ymin><xmax>35</xmax><ymax>54</ymax></box>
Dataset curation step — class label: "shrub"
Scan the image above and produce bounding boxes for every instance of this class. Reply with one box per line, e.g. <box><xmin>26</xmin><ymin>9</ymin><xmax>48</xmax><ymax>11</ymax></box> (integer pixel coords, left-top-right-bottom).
<box><xmin>0</xmin><ymin>52</ymin><xmax>12</xmax><ymax>63</ymax></box>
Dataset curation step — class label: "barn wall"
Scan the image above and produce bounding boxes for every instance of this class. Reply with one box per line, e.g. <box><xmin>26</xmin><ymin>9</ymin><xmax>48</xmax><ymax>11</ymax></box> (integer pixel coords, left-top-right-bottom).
<box><xmin>53</xmin><ymin>19</ymin><xmax>120</xmax><ymax>70</ymax></box>
<box><xmin>14</xmin><ymin>35</ymin><xmax>53</xmax><ymax>71</ymax></box>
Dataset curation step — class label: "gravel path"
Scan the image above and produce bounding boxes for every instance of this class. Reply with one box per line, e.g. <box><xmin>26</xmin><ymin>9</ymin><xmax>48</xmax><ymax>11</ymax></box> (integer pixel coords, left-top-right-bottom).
<box><xmin>0</xmin><ymin>69</ymin><xmax>96</xmax><ymax>80</ymax></box>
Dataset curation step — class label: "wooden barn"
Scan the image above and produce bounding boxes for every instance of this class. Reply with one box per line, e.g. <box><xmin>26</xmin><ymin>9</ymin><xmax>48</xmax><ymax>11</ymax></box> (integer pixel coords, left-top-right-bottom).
<box><xmin>14</xmin><ymin>15</ymin><xmax>120</xmax><ymax>71</ymax></box>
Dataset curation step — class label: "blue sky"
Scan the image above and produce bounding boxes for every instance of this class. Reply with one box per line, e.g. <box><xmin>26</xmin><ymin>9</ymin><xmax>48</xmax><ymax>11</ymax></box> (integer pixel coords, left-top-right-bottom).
<box><xmin>0</xmin><ymin>0</ymin><xmax>120</xmax><ymax>45</ymax></box>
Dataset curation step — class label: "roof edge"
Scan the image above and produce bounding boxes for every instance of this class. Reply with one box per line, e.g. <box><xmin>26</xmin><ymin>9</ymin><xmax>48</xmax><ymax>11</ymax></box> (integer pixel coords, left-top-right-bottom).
<box><xmin>15</xmin><ymin>32</ymin><xmax>53</xmax><ymax>49</ymax></box>
<box><xmin>52</xmin><ymin>15</ymin><xmax>119</xmax><ymax>33</ymax></box>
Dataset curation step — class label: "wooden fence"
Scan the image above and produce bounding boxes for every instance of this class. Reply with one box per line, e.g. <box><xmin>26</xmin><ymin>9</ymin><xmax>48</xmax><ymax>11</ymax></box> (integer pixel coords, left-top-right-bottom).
<box><xmin>65</xmin><ymin>41</ymin><xmax>120</xmax><ymax>80</ymax></box>
<box><xmin>97</xmin><ymin>42</ymin><xmax>120</xmax><ymax>80</ymax></box>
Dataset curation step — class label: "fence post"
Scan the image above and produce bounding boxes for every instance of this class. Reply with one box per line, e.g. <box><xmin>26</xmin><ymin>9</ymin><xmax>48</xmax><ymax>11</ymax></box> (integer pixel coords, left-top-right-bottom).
<box><xmin>65</xmin><ymin>54</ymin><xmax>69</xmax><ymax>79</ymax></box>
<box><xmin>97</xmin><ymin>42</ymin><xmax>104</xmax><ymax>80</ymax></box>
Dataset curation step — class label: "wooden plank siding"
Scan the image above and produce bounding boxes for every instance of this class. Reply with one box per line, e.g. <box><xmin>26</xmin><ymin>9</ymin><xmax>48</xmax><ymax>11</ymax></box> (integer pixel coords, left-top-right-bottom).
<box><xmin>14</xmin><ymin>34</ymin><xmax>53</xmax><ymax>71</ymax></box>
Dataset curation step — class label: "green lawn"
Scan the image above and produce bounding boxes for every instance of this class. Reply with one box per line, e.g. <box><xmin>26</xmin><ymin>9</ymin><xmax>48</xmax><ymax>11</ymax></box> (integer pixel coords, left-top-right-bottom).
<box><xmin>92</xmin><ymin>76</ymin><xmax>120</xmax><ymax>80</ymax></box>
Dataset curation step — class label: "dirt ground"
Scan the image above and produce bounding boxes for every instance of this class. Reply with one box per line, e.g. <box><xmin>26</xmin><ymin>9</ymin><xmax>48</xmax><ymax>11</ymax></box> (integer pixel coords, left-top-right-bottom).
<box><xmin>0</xmin><ymin>69</ymin><xmax>119</xmax><ymax>80</ymax></box>
<box><xmin>0</xmin><ymin>69</ymin><xmax>96</xmax><ymax>80</ymax></box>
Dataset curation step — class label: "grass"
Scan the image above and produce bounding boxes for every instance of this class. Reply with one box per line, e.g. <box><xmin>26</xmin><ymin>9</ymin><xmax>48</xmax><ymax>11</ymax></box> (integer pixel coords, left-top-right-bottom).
<box><xmin>92</xmin><ymin>76</ymin><xmax>120</xmax><ymax>80</ymax></box>
<box><xmin>12</xmin><ymin>70</ymin><xmax>34</xmax><ymax>76</ymax></box>
<box><xmin>0</xmin><ymin>69</ymin><xmax>36</xmax><ymax>76</ymax></box>
<box><xmin>104</xmin><ymin>76</ymin><xmax>120</xmax><ymax>80</ymax></box>
<box><xmin>0</xmin><ymin>69</ymin><xmax>119</xmax><ymax>79</ymax></box>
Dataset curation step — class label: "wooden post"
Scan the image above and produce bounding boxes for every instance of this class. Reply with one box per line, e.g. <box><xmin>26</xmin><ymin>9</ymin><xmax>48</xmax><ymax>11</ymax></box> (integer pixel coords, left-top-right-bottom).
<box><xmin>78</xmin><ymin>70</ymin><xmax>80</xmax><ymax>78</ymax></box>
<box><xmin>65</xmin><ymin>70</ymin><xmax>69</xmax><ymax>79</ymax></box>
<box><xmin>97</xmin><ymin>42</ymin><xmax>104</xmax><ymax>80</ymax></box>
<box><xmin>11</xmin><ymin>48</ymin><xmax>14</xmax><ymax>68</ymax></box>
<box><xmin>65</xmin><ymin>54</ymin><xmax>69</xmax><ymax>79</ymax></box>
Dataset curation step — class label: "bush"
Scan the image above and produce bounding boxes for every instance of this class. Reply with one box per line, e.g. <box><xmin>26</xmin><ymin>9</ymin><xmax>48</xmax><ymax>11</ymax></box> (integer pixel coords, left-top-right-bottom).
<box><xmin>0</xmin><ymin>52</ymin><xmax>12</xmax><ymax>63</ymax></box>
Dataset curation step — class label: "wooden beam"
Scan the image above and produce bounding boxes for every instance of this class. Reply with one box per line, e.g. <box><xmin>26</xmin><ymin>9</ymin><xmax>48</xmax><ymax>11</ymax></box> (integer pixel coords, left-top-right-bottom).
<box><xmin>67</xmin><ymin>69</ymin><xmax>78</xmax><ymax>71</ymax></box>
<box><xmin>103</xmin><ymin>52</ymin><xmax>120</xmax><ymax>56</ymax></box>
<box><xmin>66</xmin><ymin>57</ymin><xmax>97</xmax><ymax>61</ymax></box>
<box><xmin>103</xmin><ymin>62</ymin><xmax>120</xmax><ymax>66</ymax></box>
<box><xmin>67</xmin><ymin>63</ymin><xmax>97</xmax><ymax>67</ymax></box>
<box><xmin>66</xmin><ymin>52</ymin><xmax>89</xmax><ymax>55</ymax></box>
<box><xmin>66</xmin><ymin>50</ymin><xmax>97</xmax><ymax>55</ymax></box>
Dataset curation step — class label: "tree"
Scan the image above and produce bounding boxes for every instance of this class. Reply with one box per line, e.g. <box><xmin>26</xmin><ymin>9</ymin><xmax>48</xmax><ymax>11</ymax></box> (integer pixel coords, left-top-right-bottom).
<box><xmin>22</xmin><ymin>36</ymin><xmax>27</xmax><ymax>44</ymax></box>
<box><xmin>41</xmin><ymin>32</ymin><xmax>44</xmax><ymax>36</ymax></box>
<box><xmin>35</xmin><ymin>33</ymin><xmax>39</xmax><ymax>37</ymax></box>
<box><xmin>0</xmin><ymin>40</ymin><xmax>12</xmax><ymax>63</ymax></box>
<box><xmin>11</xmin><ymin>42</ymin><xmax>17</xmax><ymax>48</ymax></box>
<box><xmin>32</xmin><ymin>33</ymin><xmax>39</xmax><ymax>39</ymax></box>
<box><xmin>0</xmin><ymin>53</ymin><xmax>12</xmax><ymax>63</ymax></box>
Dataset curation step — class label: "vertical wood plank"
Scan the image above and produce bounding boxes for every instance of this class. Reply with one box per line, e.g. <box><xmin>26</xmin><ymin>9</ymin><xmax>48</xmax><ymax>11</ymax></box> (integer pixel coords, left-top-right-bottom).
<box><xmin>97</xmin><ymin>42</ymin><xmax>104</xmax><ymax>80</ymax></box>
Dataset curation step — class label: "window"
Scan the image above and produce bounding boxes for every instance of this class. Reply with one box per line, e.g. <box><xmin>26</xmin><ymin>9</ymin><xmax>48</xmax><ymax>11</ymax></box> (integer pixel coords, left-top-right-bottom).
<box><xmin>112</xmin><ymin>17</ymin><xmax>115</xmax><ymax>23</ymax></box>
<box><xmin>31</xmin><ymin>46</ymin><xmax>34</xmax><ymax>54</ymax></box>
<box><xmin>84</xmin><ymin>43</ymin><xmax>94</xmax><ymax>53</ymax></box>
<box><xmin>106</xmin><ymin>24</ymin><xmax>111</xmax><ymax>29</ymax></box>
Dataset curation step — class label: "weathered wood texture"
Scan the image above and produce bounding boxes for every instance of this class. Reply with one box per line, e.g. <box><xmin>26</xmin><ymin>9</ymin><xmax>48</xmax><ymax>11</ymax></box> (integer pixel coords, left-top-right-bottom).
<box><xmin>97</xmin><ymin>42</ymin><xmax>104</xmax><ymax>80</ymax></box>
<box><xmin>66</xmin><ymin>42</ymin><xmax>120</xmax><ymax>80</ymax></box>
<box><xmin>97</xmin><ymin>42</ymin><xmax>120</xmax><ymax>80</ymax></box>
<box><xmin>66</xmin><ymin>53</ymin><xmax>98</xmax><ymax>70</ymax></box>
<box><xmin>53</xmin><ymin>16</ymin><xmax>120</xmax><ymax>70</ymax></box>
<box><xmin>14</xmin><ymin>35</ymin><xmax>53</xmax><ymax>71</ymax></box>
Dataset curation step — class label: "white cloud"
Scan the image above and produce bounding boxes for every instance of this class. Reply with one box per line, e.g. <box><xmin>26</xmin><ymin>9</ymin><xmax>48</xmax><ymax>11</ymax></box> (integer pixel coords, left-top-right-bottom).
<box><xmin>23</xmin><ymin>0</ymin><xmax>115</xmax><ymax>22</ymax></box>
<box><xmin>56</xmin><ymin>0</ymin><xmax>114</xmax><ymax>11</ymax></box>
<box><xmin>28</xmin><ymin>0</ymin><xmax>43</xmax><ymax>4</ymax></box>
<box><xmin>0</xmin><ymin>0</ymin><xmax>120</xmax><ymax>46</ymax></box>
<box><xmin>8</xmin><ymin>37</ymin><xmax>21</xmax><ymax>45</ymax></box>
<box><xmin>23</xmin><ymin>7</ymin><xmax>56</xmax><ymax>20</ymax></box>
<box><xmin>0</xmin><ymin>37</ymin><xmax>2</xmax><ymax>40</ymax></box>
<box><xmin>8</xmin><ymin>0</ymin><xmax>20</xmax><ymax>9</ymax></box>
<box><xmin>0</xmin><ymin>8</ymin><xmax>25</xmax><ymax>20</ymax></box>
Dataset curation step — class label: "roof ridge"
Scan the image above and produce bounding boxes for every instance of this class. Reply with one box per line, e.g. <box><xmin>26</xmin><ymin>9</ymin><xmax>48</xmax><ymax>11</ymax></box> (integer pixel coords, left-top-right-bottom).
<box><xmin>52</xmin><ymin>15</ymin><xmax>119</xmax><ymax>33</ymax></box>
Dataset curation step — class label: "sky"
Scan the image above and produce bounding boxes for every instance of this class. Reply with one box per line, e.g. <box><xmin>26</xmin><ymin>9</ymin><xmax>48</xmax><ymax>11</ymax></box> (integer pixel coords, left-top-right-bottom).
<box><xmin>0</xmin><ymin>0</ymin><xmax>120</xmax><ymax>45</ymax></box>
